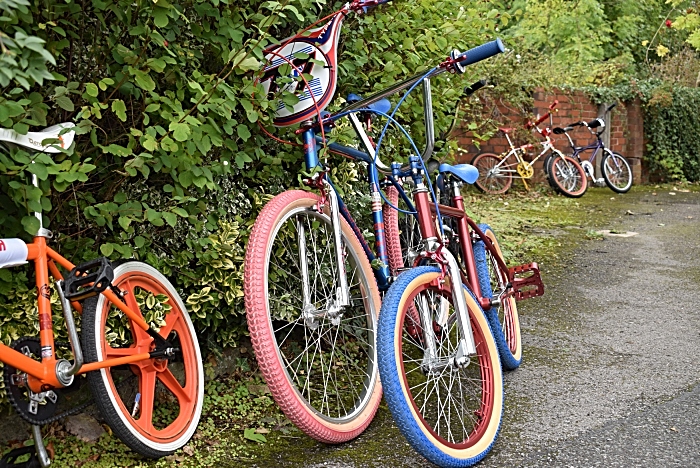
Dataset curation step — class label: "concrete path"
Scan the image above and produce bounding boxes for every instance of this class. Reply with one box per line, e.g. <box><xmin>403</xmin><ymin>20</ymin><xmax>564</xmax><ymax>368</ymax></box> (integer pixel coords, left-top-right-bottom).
<box><xmin>249</xmin><ymin>187</ymin><xmax>700</xmax><ymax>467</ymax></box>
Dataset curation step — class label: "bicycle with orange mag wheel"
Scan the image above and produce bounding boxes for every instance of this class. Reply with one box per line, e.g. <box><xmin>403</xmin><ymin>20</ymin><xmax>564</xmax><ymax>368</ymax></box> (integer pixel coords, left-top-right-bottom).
<box><xmin>0</xmin><ymin>124</ymin><xmax>203</xmax><ymax>467</ymax></box>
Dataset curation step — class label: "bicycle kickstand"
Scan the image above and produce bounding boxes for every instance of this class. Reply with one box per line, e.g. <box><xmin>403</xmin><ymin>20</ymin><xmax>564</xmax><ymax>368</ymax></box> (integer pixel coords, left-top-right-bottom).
<box><xmin>1</xmin><ymin>426</ymin><xmax>52</xmax><ymax>468</ymax></box>
<box><xmin>33</xmin><ymin>425</ymin><xmax>51</xmax><ymax>467</ymax></box>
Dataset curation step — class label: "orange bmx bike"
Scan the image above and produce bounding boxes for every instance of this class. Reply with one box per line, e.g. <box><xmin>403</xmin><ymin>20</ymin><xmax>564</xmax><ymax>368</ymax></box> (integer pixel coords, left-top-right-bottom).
<box><xmin>0</xmin><ymin>124</ymin><xmax>203</xmax><ymax>466</ymax></box>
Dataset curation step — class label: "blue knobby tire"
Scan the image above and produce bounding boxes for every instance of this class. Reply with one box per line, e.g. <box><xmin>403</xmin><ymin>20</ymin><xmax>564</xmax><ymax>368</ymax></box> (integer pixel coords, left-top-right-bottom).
<box><xmin>377</xmin><ymin>266</ymin><xmax>503</xmax><ymax>467</ymax></box>
<box><xmin>473</xmin><ymin>224</ymin><xmax>522</xmax><ymax>370</ymax></box>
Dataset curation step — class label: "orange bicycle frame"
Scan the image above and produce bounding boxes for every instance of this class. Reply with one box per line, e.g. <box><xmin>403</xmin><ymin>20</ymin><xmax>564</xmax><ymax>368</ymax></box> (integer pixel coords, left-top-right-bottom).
<box><xmin>0</xmin><ymin>236</ymin><xmax>152</xmax><ymax>392</ymax></box>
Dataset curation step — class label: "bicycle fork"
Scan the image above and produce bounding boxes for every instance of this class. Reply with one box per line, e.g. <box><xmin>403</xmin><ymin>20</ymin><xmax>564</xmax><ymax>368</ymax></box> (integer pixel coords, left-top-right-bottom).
<box><xmin>299</xmin><ymin>180</ymin><xmax>351</xmax><ymax>329</ymax></box>
<box><xmin>407</xmin><ymin>165</ymin><xmax>477</xmax><ymax>370</ymax></box>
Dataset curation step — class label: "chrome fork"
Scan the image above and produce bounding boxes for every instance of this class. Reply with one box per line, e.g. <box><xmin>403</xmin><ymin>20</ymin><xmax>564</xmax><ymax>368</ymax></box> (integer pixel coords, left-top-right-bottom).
<box><xmin>325</xmin><ymin>180</ymin><xmax>350</xmax><ymax>310</ymax></box>
<box><xmin>425</xmin><ymin>239</ymin><xmax>477</xmax><ymax>368</ymax></box>
<box><xmin>299</xmin><ymin>180</ymin><xmax>351</xmax><ymax>329</ymax></box>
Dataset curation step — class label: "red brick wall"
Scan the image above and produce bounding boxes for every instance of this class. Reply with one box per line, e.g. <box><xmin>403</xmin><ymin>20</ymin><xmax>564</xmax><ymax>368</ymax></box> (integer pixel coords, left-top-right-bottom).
<box><xmin>456</xmin><ymin>88</ymin><xmax>645</xmax><ymax>184</ymax></box>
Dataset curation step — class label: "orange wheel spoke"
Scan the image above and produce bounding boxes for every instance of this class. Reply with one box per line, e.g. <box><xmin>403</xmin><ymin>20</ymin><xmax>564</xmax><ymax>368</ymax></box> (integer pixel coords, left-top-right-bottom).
<box><xmin>158</xmin><ymin>310</ymin><xmax>180</xmax><ymax>339</ymax></box>
<box><xmin>122</xmin><ymin>280</ymin><xmax>142</xmax><ymax>315</ymax></box>
<box><xmin>122</xmin><ymin>279</ymin><xmax>151</xmax><ymax>346</ymax></box>
<box><xmin>158</xmin><ymin>368</ymin><xmax>191</xmax><ymax>404</ymax></box>
<box><xmin>136</xmin><ymin>369</ymin><xmax>157</xmax><ymax>433</ymax></box>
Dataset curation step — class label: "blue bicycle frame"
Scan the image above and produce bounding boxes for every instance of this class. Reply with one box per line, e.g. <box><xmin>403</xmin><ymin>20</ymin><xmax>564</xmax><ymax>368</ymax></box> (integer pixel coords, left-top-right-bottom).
<box><xmin>297</xmin><ymin>76</ymin><xmax>434</xmax><ymax>292</ymax></box>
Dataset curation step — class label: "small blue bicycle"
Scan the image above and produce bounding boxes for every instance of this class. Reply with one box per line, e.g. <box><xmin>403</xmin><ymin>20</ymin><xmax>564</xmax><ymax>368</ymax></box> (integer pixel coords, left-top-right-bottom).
<box><xmin>549</xmin><ymin>104</ymin><xmax>633</xmax><ymax>194</ymax></box>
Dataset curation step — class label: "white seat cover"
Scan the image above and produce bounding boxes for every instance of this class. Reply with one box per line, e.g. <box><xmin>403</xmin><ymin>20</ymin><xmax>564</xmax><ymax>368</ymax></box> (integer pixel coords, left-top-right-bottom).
<box><xmin>0</xmin><ymin>238</ymin><xmax>28</xmax><ymax>269</ymax></box>
<box><xmin>0</xmin><ymin>122</ymin><xmax>75</xmax><ymax>153</ymax></box>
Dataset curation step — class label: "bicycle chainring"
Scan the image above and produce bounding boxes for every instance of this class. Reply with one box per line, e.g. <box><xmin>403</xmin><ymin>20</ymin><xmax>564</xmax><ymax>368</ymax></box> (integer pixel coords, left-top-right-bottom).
<box><xmin>516</xmin><ymin>161</ymin><xmax>534</xmax><ymax>179</ymax></box>
<box><xmin>3</xmin><ymin>337</ymin><xmax>60</xmax><ymax>425</ymax></box>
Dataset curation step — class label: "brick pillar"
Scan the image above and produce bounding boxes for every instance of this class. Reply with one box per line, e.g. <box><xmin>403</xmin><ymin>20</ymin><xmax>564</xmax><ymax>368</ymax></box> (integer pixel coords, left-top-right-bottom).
<box><xmin>625</xmin><ymin>98</ymin><xmax>645</xmax><ymax>183</ymax></box>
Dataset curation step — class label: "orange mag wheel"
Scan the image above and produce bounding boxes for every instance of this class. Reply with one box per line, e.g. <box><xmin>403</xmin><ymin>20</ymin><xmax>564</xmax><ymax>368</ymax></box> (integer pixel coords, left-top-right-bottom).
<box><xmin>82</xmin><ymin>261</ymin><xmax>204</xmax><ymax>458</ymax></box>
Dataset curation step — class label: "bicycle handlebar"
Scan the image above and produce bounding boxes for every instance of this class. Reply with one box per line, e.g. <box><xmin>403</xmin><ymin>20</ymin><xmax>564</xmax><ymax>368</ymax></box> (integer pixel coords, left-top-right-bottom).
<box><xmin>464</xmin><ymin>79</ymin><xmax>488</xmax><ymax>97</ymax></box>
<box><xmin>526</xmin><ymin>100</ymin><xmax>558</xmax><ymax>129</ymax></box>
<box><xmin>452</xmin><ymin>39</ymin><xmax>505</xmax><ymax>72</ymax></box>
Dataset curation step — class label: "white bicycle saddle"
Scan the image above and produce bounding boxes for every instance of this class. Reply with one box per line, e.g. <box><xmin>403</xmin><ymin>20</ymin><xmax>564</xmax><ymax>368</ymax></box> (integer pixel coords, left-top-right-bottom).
<box><xmin>0</xmin><ymin>122</ymin><xmax>75</xmax><ymax>153</ymax></box>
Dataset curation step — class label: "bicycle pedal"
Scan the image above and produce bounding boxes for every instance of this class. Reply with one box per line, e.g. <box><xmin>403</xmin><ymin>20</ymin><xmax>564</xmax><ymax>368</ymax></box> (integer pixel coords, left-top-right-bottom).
<box><xmin>508</xmin><ymin>262</ymin><xmax>544</xmax><ymax>300</ymax></box>
<box><xmin>0</xmin><ymin>445</ymin><xmax>42</xmax><ymax>468</ymax></box>
<box><xmin>62</xmin><ymin>257</ymin><xmax>114</xmax><ymax>301</ymax></box>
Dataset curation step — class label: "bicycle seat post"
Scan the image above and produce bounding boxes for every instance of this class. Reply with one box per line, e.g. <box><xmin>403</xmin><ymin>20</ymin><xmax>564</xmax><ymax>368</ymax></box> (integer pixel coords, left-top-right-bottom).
<box><xmin>30</xmin><ymin>161</ymin><xmax>52</xmax><ymax>239</ymax></box>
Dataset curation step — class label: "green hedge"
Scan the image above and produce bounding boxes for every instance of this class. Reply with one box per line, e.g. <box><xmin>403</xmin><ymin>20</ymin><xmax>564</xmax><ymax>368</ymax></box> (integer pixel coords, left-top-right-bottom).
<box><xmin>644</xmin><ymin>86</ymin><xmax>700</xmax><ymax>181</ymax></box>
<box><xmin>585</xmin><ymin>80</ymin><xmax>700</xmax><ymax>182</ymax></box>
<box><xmin>0</xmin><ymin>0</ymin><xmax>502</xmax><ymax>374</ymax></box>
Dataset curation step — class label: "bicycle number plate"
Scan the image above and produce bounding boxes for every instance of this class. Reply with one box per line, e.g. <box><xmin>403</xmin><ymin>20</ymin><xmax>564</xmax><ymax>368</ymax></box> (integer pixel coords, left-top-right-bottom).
<box><xmin>258</xmin><ymin>13</ymin><xmax>344</xmax><ymax>127</ymax></box>
<box><xmin>508</xmin><ymin>262</ymin><xmax>544</xmax><ymax>300</ymax></box>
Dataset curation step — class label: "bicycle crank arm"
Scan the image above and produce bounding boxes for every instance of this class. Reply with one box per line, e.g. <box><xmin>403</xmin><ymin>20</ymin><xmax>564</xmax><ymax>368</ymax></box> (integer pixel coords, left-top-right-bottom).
<box><xmin>33</xmin><ymin>425</ymin><xmax>51</xmax><ymax>468</ymax></box>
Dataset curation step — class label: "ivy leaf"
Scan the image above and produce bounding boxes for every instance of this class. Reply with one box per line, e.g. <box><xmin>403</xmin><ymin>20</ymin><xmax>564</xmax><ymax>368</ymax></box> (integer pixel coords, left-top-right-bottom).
<box><xmin>162</xmin><ymin>211</ymin><xmax>177</xmax><ymax>227</ymax></box>
<box><xmin>171</xmin><ymin>207</ymin><xmax>189</xmax><ymax>217</ymax></box>
<box><xmin>56</xmin><ymin>96</ymin><xmax>74</xmax><ymax>111</ymax></box>
<box><xmin>112</xmin><ymin>100</ymin><xmax>128</xmax><ymax>122</ymax></box>
<box><xmin>179</xmin><ymin>171</ymin><xmax>193</xmax><ymax>187</ymax></box>
<box><xmin>237</xmin><ymin>56</ymin><xmax>261</xmax><ymax>71</ymax></box>
<box><xmin>118</xmin><ymin>216</ymin><xmax>131</xmax><ymax>230</ymax></box>
<box><xmin>27</xmin><ymin>162</ymin><xmax>49</xmax><ymax>180</ymax></box>
<box><xmin>85</xmin><ymin>83</ymin><xmax>99</xmax><ymax>97</ymax></box>
<box><xmin>243</xmin><ymin>428</ymin><xmax>266</xmax><ymax>444</ymax></box>
<box><xmin>246</xmin><ymin>109</ymin><xmax>259</xmax><ymax>123</ymax></box>
<box><xmin>169</xmin><ymin>122</ymin><xmax>190</xmax><ymax>142</ymax></box>
<box><xmin>13</xmin><ymin>122</ymin><xmax>29</xmax><ymax>135</ymax></box>
<box><xmin>21</xmin><ymin>216</ymin><xmax>40</xmax><ymax>236</ymax></box>
<box><xmin>237</xmin><ymin>124</ymin><xmax>251</xmax><ymax>141</ymax></box>
<box><xmin>100</xmin><ymin>243</ymin><xmax>114</xmax><ymax>256</ymax></box>
<box><xmin>153</xmin><ymin>7</ymin><xmax>170</xmax><ymax>28</ymax></box>
<box><xmin>132</xmin><ymin>69</ymin><xmax>156</xmax><ymax>91</ymax></box>
<box><xmin>134</xmin><ymin>236</ymin><xmax>146</xmax><ymax>248</ymax></box>
<box><xmin>235</xmin><ymin>152</ymin><xmax>253</xmax><ymax>168</ymax></box>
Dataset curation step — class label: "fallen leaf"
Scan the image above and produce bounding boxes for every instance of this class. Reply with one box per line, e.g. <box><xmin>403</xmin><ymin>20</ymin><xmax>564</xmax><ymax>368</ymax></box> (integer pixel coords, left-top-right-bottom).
<box><xmin>670</xmin><ymin>427</ymin><xmax>678</xmax><ymax>432</ymax></box>
<box><xmin>182</xmin><ymin>445</ymin><xmax>194</xmax><ymax>456</ymax></box>
<box><xmin>255</xmin><ymin>427</ymin><xmax>271</xmax><ymax>434</ymax></box>
<box><xmin>625</xmin><ymin>210</ymin><xmax>635</xmax><ymax>215</ymax></box>
<box><xmin>669</xmin><ymin>192</ymin><xmax>676</xmax><ymax>195</ymax></box>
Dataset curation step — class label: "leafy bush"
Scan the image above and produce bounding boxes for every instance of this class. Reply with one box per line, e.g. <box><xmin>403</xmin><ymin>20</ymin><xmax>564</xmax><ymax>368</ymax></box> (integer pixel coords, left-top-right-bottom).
<box><xmin>0</xmin><ymin>0</ymin><xmax>502</xmax><ymax>411</ymax></box>
<box><xmin>644</xmin><ymin>85</ymin><xmax>700</xmax><ymax>181</ymax></box>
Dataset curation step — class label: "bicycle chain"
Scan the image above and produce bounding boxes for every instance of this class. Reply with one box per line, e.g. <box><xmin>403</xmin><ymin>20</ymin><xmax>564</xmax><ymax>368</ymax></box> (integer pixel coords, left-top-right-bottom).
<box><xmin>4</xmin><ymin>338</ymin><xmax>94</xmax><ymax>426</ymax></box>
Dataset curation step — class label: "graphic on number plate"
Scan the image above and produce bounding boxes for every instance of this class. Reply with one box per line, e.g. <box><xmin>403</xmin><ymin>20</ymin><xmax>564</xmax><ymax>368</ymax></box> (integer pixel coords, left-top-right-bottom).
<box><xmin>259</xmin><ymin>13</ymin><xmax>345</xmax><ymax>127</ymax></box>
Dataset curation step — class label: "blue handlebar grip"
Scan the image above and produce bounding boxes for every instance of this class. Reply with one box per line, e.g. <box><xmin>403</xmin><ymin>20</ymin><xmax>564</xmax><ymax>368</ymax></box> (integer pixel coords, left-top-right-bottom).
<box><xmin>459</xmin><ymin>38</ymin><xmax>505</xmax><ymax>67</ymax></box>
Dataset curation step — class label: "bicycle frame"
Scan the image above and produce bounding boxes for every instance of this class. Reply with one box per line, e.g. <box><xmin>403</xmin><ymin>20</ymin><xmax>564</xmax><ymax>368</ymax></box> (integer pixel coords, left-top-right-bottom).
<box><xmin>1</xmin><ymin>234</ymin><xmax>155</xmax><ymax>393</ymax></box>
<box><xmin>299</xmin><ymin>74</ymin><xmax>514</xmax><ymax>313</ymax></box>
<box><xmin>492</xmin><ymin>135</ymin><xmax>555</xmax><ymax>176</ymax></box>
<box><xmin>560</xmin><ymin>127</ymin><xmax>606</xmax><ymax>179</ymax></box>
